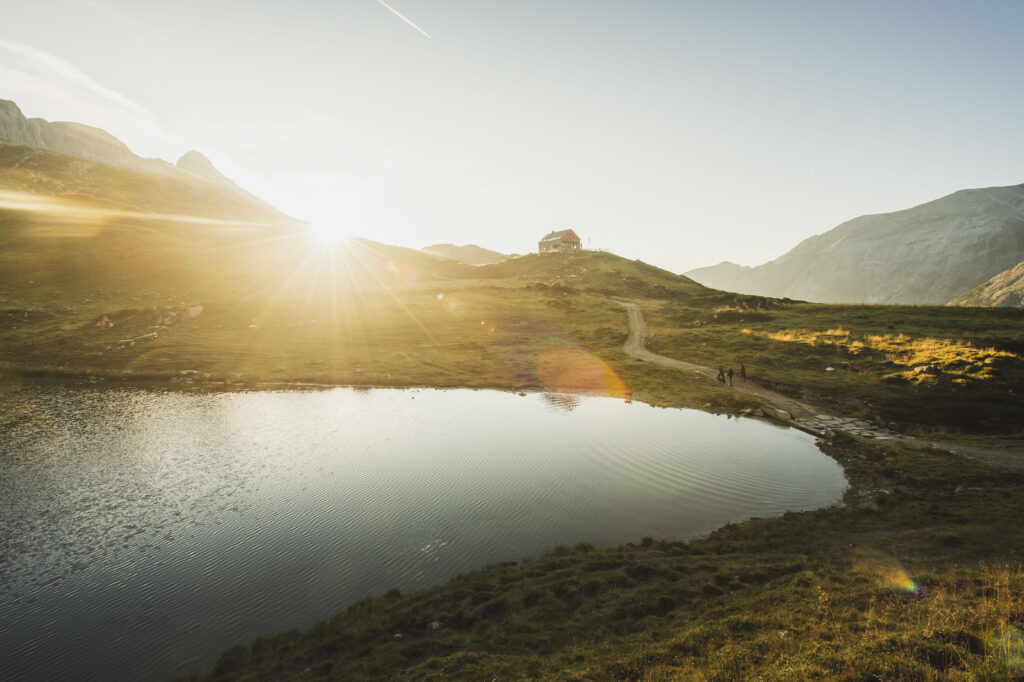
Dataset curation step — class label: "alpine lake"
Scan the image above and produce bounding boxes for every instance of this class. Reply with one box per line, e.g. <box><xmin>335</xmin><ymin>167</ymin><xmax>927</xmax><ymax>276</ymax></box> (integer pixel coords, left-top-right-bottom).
<box><xmin>0</xmin><ymin>384</ymin><xmax>847</xmax><ymax>680</ymax></box>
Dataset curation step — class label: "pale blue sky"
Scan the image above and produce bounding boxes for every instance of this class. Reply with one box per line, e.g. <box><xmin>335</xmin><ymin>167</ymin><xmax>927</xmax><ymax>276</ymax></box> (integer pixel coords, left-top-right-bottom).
<box><xmin>2</xmin><ymin>0</ymin><xmax>1022</xmax><ymax>272</ymax></box>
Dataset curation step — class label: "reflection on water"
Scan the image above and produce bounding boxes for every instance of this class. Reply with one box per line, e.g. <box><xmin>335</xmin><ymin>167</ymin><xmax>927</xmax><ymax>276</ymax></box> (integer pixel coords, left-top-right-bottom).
<box><xmin>0</xmin><ymin>385</ymin><xmax>846</xmax><ymax>680</ymax></box>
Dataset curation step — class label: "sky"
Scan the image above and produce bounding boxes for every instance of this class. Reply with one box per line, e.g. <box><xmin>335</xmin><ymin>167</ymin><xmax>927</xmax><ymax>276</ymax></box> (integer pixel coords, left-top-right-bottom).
<box><xmin>2</xmin><ymin>0</ymin><xmax>1023</xmax><ymax>273</ymax></box>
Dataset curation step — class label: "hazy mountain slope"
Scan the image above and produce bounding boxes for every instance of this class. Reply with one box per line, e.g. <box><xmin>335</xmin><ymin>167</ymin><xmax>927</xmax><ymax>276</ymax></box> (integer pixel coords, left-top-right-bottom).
<box><xmin>0</xmin><ymin>98</ymin><xmax>282</xmax><ymax>219</ymax></box>
<box><xmin>422</xmin><ymin>243</ymin><xmax>508</xmax><ymax>265</ymax></box>
<box><xmin>0</xmin><ymin>98</ymin><xmax>150</xmax><ymax>172</ymax></box>
<box><xmin>0</xmin><ymin>142</ymin><xmax>285</xmax><ymax>223</ymax></box>
<box><xmin>0</xmin><ymin>141</ymin><xmax>305</xmax><ymax>307</ymax></box>
<box><xmin>949</xmin><ymin>260</ymin><xmax>1024</xmax><ymax>307</ymax></box>
<box><xmin>686</xmin><ymin>183</ymin><xmax>1024</xmax><ymax>304</ymax></box>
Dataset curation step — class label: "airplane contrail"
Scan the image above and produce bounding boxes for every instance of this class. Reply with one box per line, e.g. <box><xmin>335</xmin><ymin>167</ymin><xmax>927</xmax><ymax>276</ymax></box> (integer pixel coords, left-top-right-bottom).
<box><xmin>374</xmin><ymin>0</ymin><xmax>431</xmax><ymax>38</ymax></box>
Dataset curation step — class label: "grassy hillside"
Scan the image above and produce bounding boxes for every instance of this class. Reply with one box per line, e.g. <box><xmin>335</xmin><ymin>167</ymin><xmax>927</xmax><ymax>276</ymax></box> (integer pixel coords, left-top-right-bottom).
<box><xmin>3</xmin><ymin>224</ymin><xmax>1023</xmax><ymax>434</ymax></box>
<box><xmin>641</xmin><ymin>298</ymin><xmax>1024</xmax><ymax>435</ymax></box>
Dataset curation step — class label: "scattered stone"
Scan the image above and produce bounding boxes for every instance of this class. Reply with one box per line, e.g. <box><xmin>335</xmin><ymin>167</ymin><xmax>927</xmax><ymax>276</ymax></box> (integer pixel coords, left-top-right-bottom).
<box><xmin>96</xmin><ymin>315</ymin><xmax>114</xmax><ymax>329</ymax></box>
<box><xmin>825</xmin><ymin>366</ymin><xmax>835</xmax><ymax>372</ymax></box>
<box><xmin>912</xmin><ymin>364</ymin><xmax>942</xmax><ymax>376</ymax></box>
<box><xmin>767</xmin><ymin>408</ymin><xmax>792</xmax><ymax>421</ymax></box>
<box><xmin>430</xmin><ymin>620</ymin><xmax>441</xmax><ymax>630</ymax></box>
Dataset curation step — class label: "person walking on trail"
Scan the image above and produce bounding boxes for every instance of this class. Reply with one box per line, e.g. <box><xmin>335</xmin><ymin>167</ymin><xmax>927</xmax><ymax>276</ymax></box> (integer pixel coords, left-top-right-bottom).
<box><xmin>717</xmin><ymin>366</ymin><xmax>726</xmax><ymax>384</ymax></box>
<box><xmin>727</xmin><ymin>367</ymin><xmax>734</xmax><ymax>386</ymax></box>
<box><xmin>739</xmin><ymin>363</ymin><xmax>746</xmax><ymax>382</ymax></box>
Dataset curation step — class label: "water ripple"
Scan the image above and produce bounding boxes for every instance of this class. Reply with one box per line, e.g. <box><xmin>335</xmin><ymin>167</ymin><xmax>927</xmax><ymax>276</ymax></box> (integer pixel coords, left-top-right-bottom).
<box><xmin>0</xmin><ymin>386</ymin><xmax>846</xmax><ymax>681</ymax></box>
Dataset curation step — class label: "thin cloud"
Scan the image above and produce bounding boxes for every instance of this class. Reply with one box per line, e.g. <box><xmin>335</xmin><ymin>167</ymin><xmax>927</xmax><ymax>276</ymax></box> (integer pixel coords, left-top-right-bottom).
<box><xmin>374</xmin><ymin>0</ymin><xmax>431</xmax><ymax>38</ymax></box>
<box><xmin>0</xmin><ymin>38</ymin><xmax>183</xmax><ymax>159</ymax></box>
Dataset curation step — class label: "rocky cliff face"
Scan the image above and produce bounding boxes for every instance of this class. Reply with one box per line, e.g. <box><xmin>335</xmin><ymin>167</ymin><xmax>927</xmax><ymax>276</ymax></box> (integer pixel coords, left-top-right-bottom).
<box><xmin>949</xmin><ymin>260</ymin><xmax>1024</xmax><ymax>307</ymax></box>
<box><xmin>686</xmin><ymin>183</ymin><xmax>1024</xmax><ymax>305</ymax></box>
<box><xmin>0</xmin><ymin>99</ymin><xmax>162</xmax><ymax>173</ymax></box>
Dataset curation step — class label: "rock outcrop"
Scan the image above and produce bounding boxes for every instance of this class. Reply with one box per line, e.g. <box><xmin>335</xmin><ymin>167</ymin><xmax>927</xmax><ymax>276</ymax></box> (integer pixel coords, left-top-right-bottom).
<box><xmin>948</xmin><ymin>260</ymin><xmax>1024</xmax><ymax>307</ymax></box>
<box><xmin>0</xmin><ymin>99</ymin><xmax>158</xmax><ymax>173</ymax></box>
<box><xmin>686</xmin><ymin>183</ymin><xmax>1024</xmax><ymax>305</ymax></box>
<box><xmin>176</xmin><ymin>150</ymin><xmax>233</xmax><ymax>186</ymax></box>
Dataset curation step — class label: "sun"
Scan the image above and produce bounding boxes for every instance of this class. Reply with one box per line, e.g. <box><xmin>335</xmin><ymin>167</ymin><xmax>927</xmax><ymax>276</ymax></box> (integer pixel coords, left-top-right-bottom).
<box><xmin>308</xmin><ymin>220</ymin><xmax>350</xmax><ymax>247</ymax></box>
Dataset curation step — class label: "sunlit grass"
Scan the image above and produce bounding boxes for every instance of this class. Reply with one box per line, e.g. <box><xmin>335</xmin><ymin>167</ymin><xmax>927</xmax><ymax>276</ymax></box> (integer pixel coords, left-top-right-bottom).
<box><xmin>741</xmin><ymin>327</ymin><xmax>1017</xmax><ymax>383</ymax></box>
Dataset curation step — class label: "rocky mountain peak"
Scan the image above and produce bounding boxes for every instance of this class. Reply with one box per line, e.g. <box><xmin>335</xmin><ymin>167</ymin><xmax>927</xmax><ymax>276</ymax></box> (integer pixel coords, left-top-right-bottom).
<box><xmin>0</xmin><ymin>98</ymin><xmax>140</xmax><ymax>170</ymax></box>
<box><xmin>176</xmin><ymin>150</ymin><xmax>233</xmax><ymax>186</ymax></box>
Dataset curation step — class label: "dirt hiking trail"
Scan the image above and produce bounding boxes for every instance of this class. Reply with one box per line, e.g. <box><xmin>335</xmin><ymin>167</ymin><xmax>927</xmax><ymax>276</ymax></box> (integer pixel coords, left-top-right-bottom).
<box><xmin>617</xmin><ymin>301</ymin><xmax>1024</xmax><ymax>469</ymax></box>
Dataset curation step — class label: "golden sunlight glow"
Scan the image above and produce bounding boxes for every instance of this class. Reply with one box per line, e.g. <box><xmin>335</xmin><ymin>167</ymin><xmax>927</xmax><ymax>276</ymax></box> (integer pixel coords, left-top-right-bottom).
<box><xmin>308</xmin><ymin>220</ymin><xmax>351</xmax><ymax>247</ymax></box>
<box><xmin>0</xmin><ymin>190</ymin><xmax>273</xmax><ymax>232</ymax></box>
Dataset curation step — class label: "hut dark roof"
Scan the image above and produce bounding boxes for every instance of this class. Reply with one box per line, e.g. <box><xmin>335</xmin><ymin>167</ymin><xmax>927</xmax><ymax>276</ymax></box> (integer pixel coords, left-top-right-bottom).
<box><xmin>539</xmin><ymin>229</ymin><xmax>579</xmax><ymax>243</ymax></box>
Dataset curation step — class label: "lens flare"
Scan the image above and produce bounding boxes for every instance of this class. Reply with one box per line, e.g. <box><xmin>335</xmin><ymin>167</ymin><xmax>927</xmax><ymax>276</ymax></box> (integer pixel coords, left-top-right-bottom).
<box><xmin>535</xmin><ymin>345</ymin><xmax>629</xmax><ymax>399</ymax></box>
<box><xmin>437</xmin><ymin>294</ymin><xmax>457</xmax><ymax>312</ymax></box>
<box><xmin>387</xmin><ymin>261</ymin><xmax>418</xmax><ymax>287</ymax></box>
<box><xmin>854</xmin><ymin>549</ymin><xmax>923</xmax><ymax>596</ymax></box>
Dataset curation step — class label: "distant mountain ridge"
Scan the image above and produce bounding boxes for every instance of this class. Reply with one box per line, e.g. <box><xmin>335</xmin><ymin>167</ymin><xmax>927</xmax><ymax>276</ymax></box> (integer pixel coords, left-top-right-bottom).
<box><xmin>686</xmin><ymin>183</ymin><xmax>1024</xmax><ymax>305</ymax></box>
<box><xmin>0</xmin><ymin>98</ymin><xmax>149</xmax><ymax>171</ymax></box>
<box><xmin>422</xmin><ymin>243</ymin><xmax>508</xmax><ymax>265</ymax></box>
<box><xmin>0</xmin><ymin>98</ymin><xmax>283</xmax><ymax>218</ymax></box>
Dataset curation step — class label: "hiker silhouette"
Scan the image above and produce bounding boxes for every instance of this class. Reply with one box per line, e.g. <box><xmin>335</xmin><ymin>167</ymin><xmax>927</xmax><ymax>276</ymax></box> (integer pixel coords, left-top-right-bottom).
<box><xmin>739</xmin><ymin>363</ymin><xmax>746</xmax><ymax>382</ymax></box>
<box><xmin>727</xmin><ymin>367</ymin><xmax>734</xmax><ymax>386</ymax></box>
<box><xmin>717</xmin><ymin>367</ymin><xmax>726</xmax><ymax>384</ymax></box>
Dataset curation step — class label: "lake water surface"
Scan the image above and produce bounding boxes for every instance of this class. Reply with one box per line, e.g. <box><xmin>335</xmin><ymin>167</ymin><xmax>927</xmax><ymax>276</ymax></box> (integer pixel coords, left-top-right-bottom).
<box><xmin>0</xmin><ymin>385</ymin><xmax>847</xmax><ymax>680</ymax></box>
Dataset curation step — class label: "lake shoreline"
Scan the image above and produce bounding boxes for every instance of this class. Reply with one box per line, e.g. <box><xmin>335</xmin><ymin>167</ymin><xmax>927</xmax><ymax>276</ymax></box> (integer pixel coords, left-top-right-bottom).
<box><xmin>194</xmin><ymin>431</ymin><xmax>1024</xmax><ymax>680</ymax></box>
<box><xmin>0</xmin><ymin>369</ymin><xmax>965</xmax><ymax>509</ymax></box>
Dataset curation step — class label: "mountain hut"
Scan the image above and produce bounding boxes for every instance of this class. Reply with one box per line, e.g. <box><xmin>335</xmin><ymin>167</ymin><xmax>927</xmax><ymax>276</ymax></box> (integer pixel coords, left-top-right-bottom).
<box><xmin>538</xmin><ymin>229</ymin><xmax>581</xmax><ymax>253</ymax></box>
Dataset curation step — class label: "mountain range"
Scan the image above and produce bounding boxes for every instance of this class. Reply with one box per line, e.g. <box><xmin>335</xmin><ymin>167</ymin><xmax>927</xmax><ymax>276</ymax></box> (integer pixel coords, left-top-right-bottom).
<box><xmin>0</xmin><ymin>99</ymin><xmax>281</xmax><ymax>219</ymax></box>
<box><xmin>685</xmin><ymin>183</ymin><xmax>1024</xmax><ymax>306</ymax></box>
<box><xmin>5</xmin><ymin>97</ymin><xmax>1024</xmax><ymax>308</ymax></box>
<box><xmin>422</xmin><ymin>243</ymin><xmax>508</xmax><ymax>265</ymax></box>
